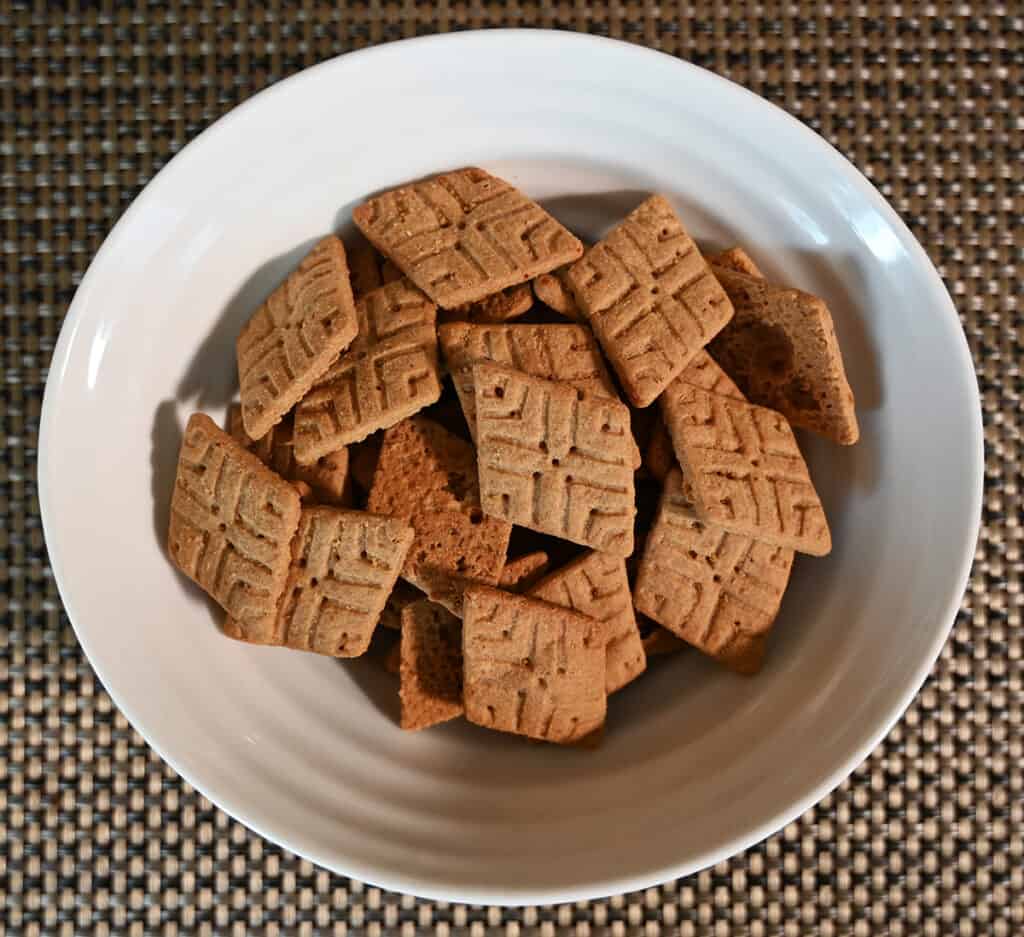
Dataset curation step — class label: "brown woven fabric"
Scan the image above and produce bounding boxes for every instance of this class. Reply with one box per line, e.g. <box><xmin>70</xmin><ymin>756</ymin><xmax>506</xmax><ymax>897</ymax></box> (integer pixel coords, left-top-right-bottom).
<box><xmin>3</xmin><ymin>4</ymin><xmax>1020</xmax><ymax>935</ymax></box>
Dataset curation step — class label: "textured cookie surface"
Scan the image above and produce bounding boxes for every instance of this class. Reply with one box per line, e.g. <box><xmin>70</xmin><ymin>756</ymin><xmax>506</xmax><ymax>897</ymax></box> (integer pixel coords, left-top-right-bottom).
<box><xmin>348</xmin><ymin>238</ymin><xmax>404</xmax><ymax>298</ymax></box>
<box><xmin>438</xmin><ymin>322</ymin><xmax>618</xmax><ymax>440</ymax></box>
<box><xmin>662</xmin><ymin>385</ymin><xmax>831</xmax><ymax>555</ymax></box>
<box><xmin>168</xmin><ymin>414</ymin><xmax>301</xmax><ymax>639</ymax></box>
<box><xmin>565</xmin><ymin>195</ymin><xmax>733</xmax><ymax>407</ymax></box>
<box><xmin>367</xmin><ymin>416</ymin><xmax>511</xmax><ymax>616</ymax></box>
<box><xmin>462</xmin><ymin>586</ymin><xmax>606</xmax><ymax>744</ymax></box>
<box><xmin>262</xmin><ymin>506</ymin><xmax>414</xmax><ymax>657</ymax></box>
<box><xmin>474</xmin><ymin>364</ymin><xmax>636</xmax><ymax>557</ymax></box>
<box><xmin>237</xmin><ymin>236</ymin><xmax>358</xmax><ymax>439</ymax></box>
<box><xmin>708</xmin><ymin>266</ymin><xmax>859</xmax><ymax>445</ymax></box>
<box><xmin>352</xmin><ymin>168</ymin><xmax>583</xmax><ymax>308</ymax></box>
<box><xmin>293</xmin><ymin>279</ymin><xmax>441</xmax><ymax>461</ymax></box>
<box><xmin>634</xmin><ymin>468</ymin><xmax>794</xmax><ymax>673</ymax></box>
<box><xmin>498</xmin><ymin>551</ymin><xmax>550</xmax><ymax>593</ymax></box>
<box><xmin>399</xmin><ymin>600</ymin><xmax>464</xmax><ymax>730</ymax></box>
<box><xmin>227</xmin><ymin>404</ymin><xmax>350</xmax><ymax>505</ymax></box>
<box><xmin>529</xmin><ymin>551</ymin><xmax>646</xmax><ymax>694</ymax></box>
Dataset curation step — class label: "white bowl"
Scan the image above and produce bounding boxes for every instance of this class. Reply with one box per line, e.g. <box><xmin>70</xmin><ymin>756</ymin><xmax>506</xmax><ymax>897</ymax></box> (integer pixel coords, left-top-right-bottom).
<box><xmin>39</xmin><ymin>31</ymin><xmax>982</xmax><ymax>904</ymax></box>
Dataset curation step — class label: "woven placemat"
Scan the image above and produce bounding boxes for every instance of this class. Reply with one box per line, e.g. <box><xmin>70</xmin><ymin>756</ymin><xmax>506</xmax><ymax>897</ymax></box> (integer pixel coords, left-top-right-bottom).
<box><xmin>2</xmin><ymin>2</ymin><xmax>1020</xmax><ymax>935</ymax></box>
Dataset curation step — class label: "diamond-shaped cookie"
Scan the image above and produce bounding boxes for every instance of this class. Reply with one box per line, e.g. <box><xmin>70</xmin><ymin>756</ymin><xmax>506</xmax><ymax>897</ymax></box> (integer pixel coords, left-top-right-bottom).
<box><xmin>529</xmin><ymin>551</ymin><xmax>646</xmax><ymax>694</ymax></box>
<box><xmin>474</xmin><ymin>364</ymin><xmax>636</xmax><ymax>557</ymax></box>
<box><xmin>236</xmin><ymin>236</ymin><xmax>359</xmax><ymax>439</ymax></box>
<box><xmin>661</xmin><ymin>385</ymin><xmax>831</xmax><ymax>555</ymax></box>
<box><xmin>292</xmin><ymin>279</ymin><xmax>441</xmax><ymax>462</ymax></box>
<box><xmin>352</xmin><ymin>168</ymin><xmax>583</xmax><ymax>308</ymax></box>
<box><xmin>225</xmin><ymin>506</ymin><xmax>414</xmax><ymax>657</ymax></box>
<box><xmin>462</xmin><ymin>586</ymin><xmax>606</xmax><ymax>745</ymax></box>
<box><xmin>565</xmin><ymin>195</ymin><xmax>733</xmax><ymax>407</ymax></box>
<box><xmin>168</xmin><ymin>414</ymin><xmax>302</xmax><ymax>639</ymax></box>
<box><xmin>708</xmin><ymin>266</ymin><xmax>859</xmax><ymax>445</ymax></box>
<box><xmin>634</xmin><ymin>468</ymin><xmax>794</xmax><ymax>673</ymax></box>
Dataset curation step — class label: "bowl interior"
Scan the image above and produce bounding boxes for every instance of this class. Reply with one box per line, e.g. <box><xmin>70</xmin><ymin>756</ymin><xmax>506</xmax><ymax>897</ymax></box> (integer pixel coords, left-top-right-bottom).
<box><xmin>39</xmin><ymin>33</ymin><xmax>980</xmax><ymax>904</ymax></box>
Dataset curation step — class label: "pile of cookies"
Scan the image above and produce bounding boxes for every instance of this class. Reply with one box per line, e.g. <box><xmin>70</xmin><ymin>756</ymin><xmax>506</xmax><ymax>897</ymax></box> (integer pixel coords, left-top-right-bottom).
<box><xmin>167</xmin><ymin>168</ymin><xmax>857</xmax><ymax>747</ymax></box>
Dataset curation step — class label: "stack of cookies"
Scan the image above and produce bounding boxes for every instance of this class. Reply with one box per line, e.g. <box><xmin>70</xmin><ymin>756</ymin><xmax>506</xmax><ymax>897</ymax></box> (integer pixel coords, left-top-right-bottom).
<box><xmin>167</xmin><ymin>168</ymin><xmax>858</xmax><ymax>747</ymax></box>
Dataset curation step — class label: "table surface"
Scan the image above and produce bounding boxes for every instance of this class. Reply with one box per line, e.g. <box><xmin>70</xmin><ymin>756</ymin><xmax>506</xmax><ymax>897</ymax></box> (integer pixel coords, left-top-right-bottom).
<box><xmin>2</xmin><ymin>3</ymin><xmax>1021</xmax><ymax>935</ymax></box>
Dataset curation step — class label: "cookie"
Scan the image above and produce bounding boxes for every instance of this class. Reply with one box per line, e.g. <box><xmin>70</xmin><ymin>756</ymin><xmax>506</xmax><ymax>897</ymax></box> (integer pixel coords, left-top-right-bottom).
<box><xmin>661</xmin><ymin>385</ymin><xmax>831</xmax><ymax>555</ymax></box>
<box><xmin>399</xmin><ymin>599</ymin><xmax>464</xmax><ymax>730</ymax></box>
<box><xmin>634</xmin><ymin>468</ymin><xmax>794</xmax><ymax>673</ymax></box>
<box><xmin>236</xmin><ymin>236</ymin><xmax>359</xmax><ymax>439</ymax></box>
<box><xmin>498</xmin><ymin>551</ymin><xmax>550</xmax><ymax>593</ymax></box>
<box><xmin>446</xmin><ymin>283</ymin><xmax>534</xmax><ymax>324</ymax></box>
<box><xmin>462</xmin><ymin>586</ymin><xmax>606</xmax><ymax>745</ymax></box>
<box><xmin>708</xmin><ymin>246</ymin><xmax>763</xmax><ymax>279</ymax></box>
<box><xmin>367</xmin><ymin>416</ymin><xmax>511</xmax><ymax>616</ymax></box>
<box><xmin>168</xmin><ymin>413</ymin><xmax>301</xmax><ymax>639</ymax></box>
<box><xmin>708</xmin><ymin>266</ymin><xmax>859</xmax><ymax>445</ymax></box>
<box><xmin>565</xmin><ymin>195</ymin><xmax>733</xmax><ymax>407</ymax></box>
<box><xmin>378</xmin><ymin>578</ymin><xmax>425</xmax><ymax>631</ymax></box>
<box><xmin>438</xmin><ymin>322</ymin><xmax>618</xmax><ymax>441</ymax></box>
<box><xmin>532</xmin><ymin>271</ymin><xmax>581</xmax><ymax>320</ymax></box>
<box><xmin>227</xmin><ymin>404</ymin><xmax>350</xmax><ymax>505</ymax></box>
<box><xmin>474</xmin><ymin>364</ymin><xmax>636</xmax><ymax>557</ymax></box>
<box><xmin>645</xmin><ymin>351</ymin><xmax>746</xmax><ymax>482</ymax></box>
<box><xmin>529</xmin><ymin>551</ymin><xmax>646</xmax><ymax>694</ymax></box>
<box><xmin>292</xmin><ymin>279</ymin><xmax>442</xmax><ymax>462</ymax></box>
<box><xmin>229</xmin><ymin>506</ymin><xmax>414</xmax><ymax>657</ymax></box>
<box><xmin>352</xmin><ymin>168</ymin><xmax>583</xmax><ymax>308</ymax></box>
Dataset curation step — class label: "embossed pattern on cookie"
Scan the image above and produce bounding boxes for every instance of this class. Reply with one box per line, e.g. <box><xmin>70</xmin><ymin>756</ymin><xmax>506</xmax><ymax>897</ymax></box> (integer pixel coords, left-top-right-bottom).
<box><xmin>565</xmin><ymin>195</ymin><xmax>734</xmax><ymax>407</ymax></box>
<box><xmin>634</xmin><ymin>468</ymin><xmax>794</xmax><ymax>673</ymax></box>
<box><xmin>474</xmin><ymin>364</ymin><xmax>636</xmax><ymax>557</ymax></box>
<box><xmin>236</xmin><ymin>236</ymin><xmax>358</xmax><ymax>439</ymax></box>
<box><xmin>438</xmin><ymin>322</ymin><xmax>618</xmax><ymax>440</ymax></box>
<box><xmin>462</xmin><ymin>586</ymin><xmax>606</xmax><ymax>745</ymax></box>
<box><xmin>264</xmin><ymin>506</ymin><xmax>413</xmax><ymax>657</ymax></box>
<box><xmin>168</xmin><ymin>414</ymin><xmax>301</xmax><ymax>639</ymax></box>
<box><xmin>661</xmin><ymin>385</ymin><xmax>831</xmax><ymax>555</ymax></box>
<box><xmin>292</xmin><ymin>279</ymin><xmax>441</xmax><ymax>462</ymax></box>
<box><xmin>353</xmin><ymin>168</ymin><xmax>583</xmax><ymax>308</ymax></box>
<box><xmin>529</xmin><ymin>551</ymin><xmax>646</xmax><ymax>693</ymax></box>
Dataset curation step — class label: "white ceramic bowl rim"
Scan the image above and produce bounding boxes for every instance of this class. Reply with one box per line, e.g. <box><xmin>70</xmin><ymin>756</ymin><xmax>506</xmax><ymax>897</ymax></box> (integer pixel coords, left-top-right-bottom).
<box><xmin>39</xmin><ymin>30</ymin><xmax>983</xmax><ymax>904</ymax></box>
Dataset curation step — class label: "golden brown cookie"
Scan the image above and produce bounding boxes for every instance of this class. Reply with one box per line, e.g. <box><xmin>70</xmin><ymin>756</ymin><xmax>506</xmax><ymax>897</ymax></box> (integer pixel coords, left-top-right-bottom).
<box><xmin>462</xmin><ymin>586</ymin><xmax>606</xmax><ymax>745</ymax></box>
<box><xmin>565</xmin><ymin>195</ymin><xmax>733</xmax><ymax>407</ymax></box>
<box><xmin>168</xmin><ymin>414</ymin><xmax>301</xmax><ymax>639</ymax></box>
<box><xmin>661</xmin><ymin>385</ymin><xmax>831</xmax><ymax>555</ymax></box>
<box><xmin>708</xmin><ymin>246</ymin><xmax>763</xmax><ymax>279</ymax></box>
<box><xmin>438</xmin><ymin>322</ymin><xmax>618</xmax><ymax>441</ymax></box>
<box><xmin>446</xmin><ymin>283</ymin><xmax>534</xmax><ymax>324</ymax></box>
<box><xmin>532</xmin><ymin>270</ymin><xmax>581</xmax><ymax>320</ymax></box>
<box><xmin>529</xmin><ymin>551</ymin><xmax>646</xmax><ymax>694</ymax></box>
<box><xmin>225</xmin><ymin>506</ymin><xmax>414</xmax><ymax>656</ymax></box>
<box><xmin>377</xmin><ymin>579</ymin><xmax>425</xmax><ymax>631</ymax></box>
<box><xmin>498</xmin><ymin>551</ymin><xmax>550</xmax><ymax>593</ymax></box>
<box><xmin>708</xmin><ymin>266</ymin><xmax>859</xmax><ymax>445</ymax></box>
<box><xmin>292</xmin><ymin>279</ymin><xmax>442</xmax><ymax>462</ymax></box>
<box><xmin>236</xmin><ymin>236</ymin><xmax>359</xmax><ymax>439</ymax></box>
<box><xmin>352</xmin><ymin>168</ymin><xmax>583</xmax><ymax>308</ymax></box>
<box><xmin>399</xmin><ymin>599</ymin><xmax>464</xmax><ymax>730</ymax></box>
<box><xmin>227</xmin><ymin>404</ymin><xmax>350</xmax><ymax>505</ymax></box>
<box><xmin>634</xmin><ymin>468</ymin><xmax>794</xmax><ymax>674</ymax></box>
<box><xmin>367</xmin><ymin>416</ymin><xmax>511</xmax><ymax>616</ymax></box>
<box><xmin>474</xmin><ymin>364</ymin><xmax>636</xmax><ymax>557</ymax></box>
<box><xmin>641</xmin><ymin>626</ymin><xmax>688</xmax><ymax>659</ymax></box>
